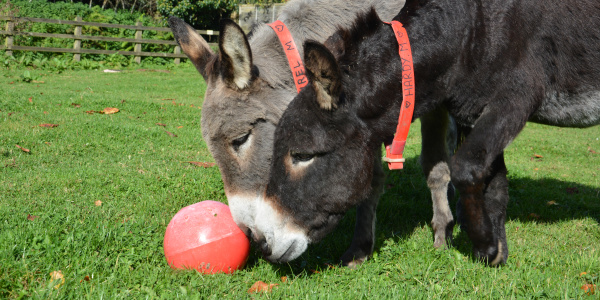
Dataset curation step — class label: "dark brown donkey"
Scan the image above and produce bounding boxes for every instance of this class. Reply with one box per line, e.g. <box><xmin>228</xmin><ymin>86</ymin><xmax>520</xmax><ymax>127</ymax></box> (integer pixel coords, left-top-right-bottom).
<box><xmin>262</xmin><ymin>1</ymin><xmax>600</xmax><ymax>265</ymax></box>
<box><xmin>169</xmin><ymin>0</ymin><xmax>457</xmax><ymax>267</ymax></box>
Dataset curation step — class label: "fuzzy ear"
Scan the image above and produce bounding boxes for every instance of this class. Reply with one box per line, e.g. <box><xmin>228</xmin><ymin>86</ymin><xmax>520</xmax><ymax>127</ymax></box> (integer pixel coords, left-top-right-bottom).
<box><xmin>168</xmin><ymin>16</ymin><xmax>215</xmax><ymax>79</ymax></box>
<box><xmin>304</xmin><ymin>40</ymin><xmax>342</xmax><ymax>111</ymax></box>
<box><xmin>219</xmin><ymin>19</ymin><xmax>254</xmax><ymax>90</ymax></box>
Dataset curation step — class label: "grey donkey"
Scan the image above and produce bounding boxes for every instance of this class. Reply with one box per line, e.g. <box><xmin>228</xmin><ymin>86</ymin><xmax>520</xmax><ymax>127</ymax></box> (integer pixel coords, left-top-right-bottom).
<box><xmin>168</xmin><ymin>0</ymin><xmax>456</xmax><ymax>267</ymax></box>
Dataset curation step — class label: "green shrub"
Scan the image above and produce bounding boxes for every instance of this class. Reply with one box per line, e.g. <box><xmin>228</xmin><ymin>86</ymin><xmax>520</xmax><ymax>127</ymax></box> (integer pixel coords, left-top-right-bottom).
<box><xmin>156</xmin><ymin>0</ymin><xmax>236</xmax><ymax>30</ymax></box>
<box><xmin>156</xmin><ymin>0</ymin><xmax>287</xmax><ymax>30</ymax></box>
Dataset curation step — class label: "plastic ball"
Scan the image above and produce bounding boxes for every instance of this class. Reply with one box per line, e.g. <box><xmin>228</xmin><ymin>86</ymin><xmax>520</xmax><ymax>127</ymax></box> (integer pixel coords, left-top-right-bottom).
<box><xmin>163</xmin><ymin>201</ymin><xmax>250</xmax><ymax>274</ymax></box>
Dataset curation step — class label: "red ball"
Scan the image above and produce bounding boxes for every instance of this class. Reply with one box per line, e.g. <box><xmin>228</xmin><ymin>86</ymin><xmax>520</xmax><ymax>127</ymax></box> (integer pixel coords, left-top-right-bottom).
<box><xmin>163</xmin><ymin>201</ymin><xmax>250</xmax><ymax>274</ymax></box>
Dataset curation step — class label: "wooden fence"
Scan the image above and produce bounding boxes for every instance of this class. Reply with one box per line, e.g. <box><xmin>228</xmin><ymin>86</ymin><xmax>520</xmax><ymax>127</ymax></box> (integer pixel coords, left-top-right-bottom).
<box><xmin>0</xmin><ymin>16</ymin><xmax>218</xmax><ymax>64</ymax></box>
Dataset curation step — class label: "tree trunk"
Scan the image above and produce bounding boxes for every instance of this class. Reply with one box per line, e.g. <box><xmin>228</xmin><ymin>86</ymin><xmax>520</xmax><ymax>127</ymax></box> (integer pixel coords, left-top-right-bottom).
<box><xmin>130</xmin><ymin>0</ymin><xmax>137</xmax><ymax>14</ymax></box>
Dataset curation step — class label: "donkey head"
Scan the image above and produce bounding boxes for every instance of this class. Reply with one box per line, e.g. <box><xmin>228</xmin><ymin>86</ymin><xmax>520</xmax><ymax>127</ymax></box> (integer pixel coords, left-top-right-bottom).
<box><xmin>248</xmin><ymin>41</ymin><xmax>380</xmax><ymax>262</ymax></box>
<box><xmin>169</xmin><ymin>17</ymin><xmax>300</xmax><ymax>258</ymax></box>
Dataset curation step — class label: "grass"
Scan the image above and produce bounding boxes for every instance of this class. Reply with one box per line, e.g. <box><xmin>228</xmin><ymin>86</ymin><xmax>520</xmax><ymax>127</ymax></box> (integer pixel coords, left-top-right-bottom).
<box><xmin>1</xmin><ymin>65</ymin><xmax>599</xmax><ymax>299</ymax></box>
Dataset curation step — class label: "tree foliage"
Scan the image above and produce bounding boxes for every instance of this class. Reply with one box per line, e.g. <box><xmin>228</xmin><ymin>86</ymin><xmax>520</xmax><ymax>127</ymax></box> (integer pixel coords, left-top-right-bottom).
<box><xmin>156</xmin><ymin>0</ymin><xmax>236</xmax><ymax>30</ymax></box>
<box><xmin>157</xmin><ymin>0</ymin><xmax>287</xmax><ymax>30</ymax></box>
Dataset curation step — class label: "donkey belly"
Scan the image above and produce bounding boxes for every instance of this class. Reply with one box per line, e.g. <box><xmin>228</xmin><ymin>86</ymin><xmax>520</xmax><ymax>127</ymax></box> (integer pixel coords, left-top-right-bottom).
<box><xmin>530</xmin><ymin>90</ymin><xmax>600</xmax><ymax>128</ymax></box>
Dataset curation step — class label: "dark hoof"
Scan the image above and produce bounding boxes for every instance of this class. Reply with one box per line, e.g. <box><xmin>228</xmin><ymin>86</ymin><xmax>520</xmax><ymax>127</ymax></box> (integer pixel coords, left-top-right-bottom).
<box><xmin>340</xmin><ymin>249</ymin><xmax>369</xmax><ymax>269</ymax></box>
<box><xmin>474</xmin><ymin>241</ymin><xmax>506</xmax><ymax>266</ymax></box>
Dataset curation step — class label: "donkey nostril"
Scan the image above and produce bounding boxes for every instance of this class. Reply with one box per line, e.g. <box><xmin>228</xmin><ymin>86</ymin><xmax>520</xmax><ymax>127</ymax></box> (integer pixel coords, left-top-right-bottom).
<box><xmin>259</xmin><ymin>238</ymin><xmax>271</xmax><ymax>256</ymax></box>
<box><xmin>251</xmin><ymin>231</ymin><xmax>271</xmax><ymax>256</ymax></box>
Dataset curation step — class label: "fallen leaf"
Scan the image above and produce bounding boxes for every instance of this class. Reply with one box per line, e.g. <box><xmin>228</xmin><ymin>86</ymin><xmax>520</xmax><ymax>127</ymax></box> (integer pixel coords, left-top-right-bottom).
<box><xmin>100</xmin><ymin>107</ymin><xmax>119</xmax><ymax>114</ymax></box>
<box><xmin>247</xmin><ymin>281</ymin><xmax>278</xmax><ymax>294</ymax></box>
<box><xmin>50</xmin><ymin>270</ymin><xmax>65</xmax><ymax>289</ymax></box>
<box><xmin>580</xmin><ymin>272</ymin><xmax>588</xmax><ymax>277</ymax></box>
<box><xmin>31</xmin><ymin>80</ymin><xmax>44</xmax><ymax>84</ymax></box>
<box><xmin>161</xmin><ymin>98</ymin><xmax>175</xmax><ymax>101</ymax></box>
<box><xmin>581</xmin><ymin>284</ymin><xmax>596</xmax><ymax>295</ymax></box>
<box><xmin>589</xmin><ymin>147</ymin><xmax>598</xmax><ymax>154</ymax></box>
<box><xmin>39</xmin><ymin>123</ymin><xmax>58</xmax><ymax>128</ymax></box>
<box><xmin>94</xmin><ymin>200</ymin><xmax>102</xmax><ymax>206</ymax></box>
<box><xmin>28</xmin><ymin>97</ymin><xmax>32</xmax><ymax>103</ymax></box>
<box><xmin>528</xmin><ymin>213</ymin><xmax>540</xmax><ymax>220</ymax></box>
<box><xmin>27</xmin><ymin>214</ymin><xmax>38</xmax><ymax>221</ymax></box>
<box><xmin>566</xmin><ymin>187</ymin><xmax>580</xmax><ymax>194</ymax></box>
<box><xmin>83</xmin><ymin>275</ymin><xmax>91</xmax><ymax>282</ymax></box>
<box><xmin>177</xmin><ymin>126</ymin><xmax>183</xmax><ymax>129</ymax></box>
<box><xmin>187</xmin><ymin>161</ymin><xmax>216</xmax><ymax>168</ymax></box>
<box><xmin>156</xmin><ymin>123</ymin><xmax>167</xmax><ymax>127</ymax></box>
<box><xmin>120</xmin><ymin>99</ymin><xmax>126</xmax><ymax>104</ymax></box>
<box><xmin>16</xmin><ymin>144</ymin><xmax>30</xmax><ymax>153</ymax></box>
<box><xmin>280</xmin><ymin>276</ymin><xmax>287</xmax><ymax>283</ymax></box>
<box><xmin>530</xmin><ymin>154</ymin><xmax>543</xmax><ymax>161</ymax></box>
<box><xmin>85</xmin><ymin>110</ymin><xmax>96</xmax><ymax>114</ymax></box>
<box><xmin>164</xmin><ymin>130</ymin><xmax>177</xmax><ymax>137</ymax></box>
<box><xmin>546</xmin><ymin>201</ymin><xmax>558</xmax><ymax>206</ymax></box>
<box><xmin>71</xmin><ymin>103</ymin><xmax>81</xmax><ymax>108</ymax></box>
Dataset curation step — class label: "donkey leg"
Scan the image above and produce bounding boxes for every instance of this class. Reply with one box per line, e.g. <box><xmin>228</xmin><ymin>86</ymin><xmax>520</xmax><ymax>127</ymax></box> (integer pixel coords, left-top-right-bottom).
<box><xmin>340</xmin><ymin>156</ymin><xmax>384</xmax><ymax>268</ymax></box>
<box><xmin>420</xmin><ymin>107</ymin><xmax>456</xmax><ymax>248</ymax></box>
<box><xmin>427</xmin><ymin>162</ymin><xmax>454</xmax><ymax>248</ymax></box>
<box><xmin>451</xmin><ymin>108</ymin><xmax>527</xmax><ymax>266</ymax></box>
<box><xmin>481</xmin><ymin>153</ymin><xmax>509</xmax><ymax>264</ymax></box>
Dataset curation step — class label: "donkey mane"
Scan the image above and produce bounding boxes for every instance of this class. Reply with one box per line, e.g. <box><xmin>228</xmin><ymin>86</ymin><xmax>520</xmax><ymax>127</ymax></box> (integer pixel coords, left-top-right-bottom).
<box><xmin>246</xmin><ymin>0</ymin><xmax>401</xmax><ymax>91</ymax></box>
<box><xmin>334</xmin><ymin>9</ymin><xmax>385</xmax><ymax>67</ymax></box>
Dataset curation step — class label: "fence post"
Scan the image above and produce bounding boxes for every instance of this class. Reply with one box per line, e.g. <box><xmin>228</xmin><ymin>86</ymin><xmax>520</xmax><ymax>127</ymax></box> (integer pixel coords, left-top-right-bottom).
<box><xmin>5</xmin><ymin>18</ymin><xmax>14</xmax><ymax>56</ymax></box>
<box><xmin>174</xmin><ymin>45</ymin><xmax>181</xmax><ymax>64</ymax></box>
<box><xmin>134</xmin><ymin>21</ymin><xmax>142</xmax><ymax>64</ymax></box>
<box><xmin>73</xmin><ymin>16</ymin><xmax>82</xmax><ymax>62</ymax></box>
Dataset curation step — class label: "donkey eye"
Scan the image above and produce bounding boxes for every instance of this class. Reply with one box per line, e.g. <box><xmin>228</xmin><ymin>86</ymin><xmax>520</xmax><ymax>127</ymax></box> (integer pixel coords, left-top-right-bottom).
<box><xmin>232</xmin><ymin>132</ymin><xmax>250</xmax><ymax>152</ymax></box>
<box><xmin>291</xmin><ymin>152</ymin><xmax>315</xmax><ymax>164</ymax></box>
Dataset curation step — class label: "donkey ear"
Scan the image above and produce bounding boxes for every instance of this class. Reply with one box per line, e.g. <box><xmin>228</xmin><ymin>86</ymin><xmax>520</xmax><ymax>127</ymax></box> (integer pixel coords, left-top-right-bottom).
<box><xmin>304</xmin><ymin>40</ymin><xmax>342</xmax><ymax>111</ymax></box>
<box><xmin>219</xmin><ymin>19</ymin><xmax>254</xmax><ymax>90</ymax></box>
<box><xmin>168</xmin><ymin>16</ymin><xmax>215</xmax><ymax>79</ymax></box>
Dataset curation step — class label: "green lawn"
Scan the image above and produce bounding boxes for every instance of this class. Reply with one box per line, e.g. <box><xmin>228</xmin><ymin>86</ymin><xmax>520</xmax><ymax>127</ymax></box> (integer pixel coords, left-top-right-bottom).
<box><xmin>1</xmin><ymin>66</ymin><xmax>599</xmax><ymax>299</ymax></box>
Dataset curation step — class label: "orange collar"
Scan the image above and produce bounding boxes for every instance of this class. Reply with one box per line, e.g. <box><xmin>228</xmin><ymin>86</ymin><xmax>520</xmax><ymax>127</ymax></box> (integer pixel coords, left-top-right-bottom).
<box><xmin>268</xmin><ymin>20</ymin><xmax>308</xmax><ymax>93</ymax></box>
<box><xmin>383</xmin><ymin>20</ymin><xmax>416</xmax><ymax>170</ymax></box>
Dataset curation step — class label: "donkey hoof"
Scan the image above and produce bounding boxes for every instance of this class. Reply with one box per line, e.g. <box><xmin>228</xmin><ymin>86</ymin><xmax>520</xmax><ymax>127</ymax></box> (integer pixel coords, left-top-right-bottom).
<box><xmin>474</xmin><ymin>241</ymin><xmax>506</xmax><ymax>266</ymax></box>
<box><xmin>342</xmin><ymin>256</ymin><xmax>367</xmax><ymax>269</ymax></box>
<box><xmin>340</xmin><ymin>251</ymin><xmax>368</xmax><ymax>269</ymax></box>
<box><xmin>432</xmin><ymin>220</ymin><xmax>455</xmax><ymax>249</ymax></box>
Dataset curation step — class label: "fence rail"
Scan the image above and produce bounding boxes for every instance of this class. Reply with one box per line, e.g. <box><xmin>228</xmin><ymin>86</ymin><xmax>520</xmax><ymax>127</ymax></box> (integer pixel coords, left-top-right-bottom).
<box><xmin>0</xmin><ymin>16</ymin><xmax>218</xmax><ymax>64</ymax></box>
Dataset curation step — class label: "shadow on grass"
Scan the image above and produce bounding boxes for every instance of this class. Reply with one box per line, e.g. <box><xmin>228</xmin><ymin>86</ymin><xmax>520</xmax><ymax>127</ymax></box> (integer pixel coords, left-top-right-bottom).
<box><xmin>244</xmin><ymin>156</ymin><xmax>600</xmax><ymax>276</ymax></box>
